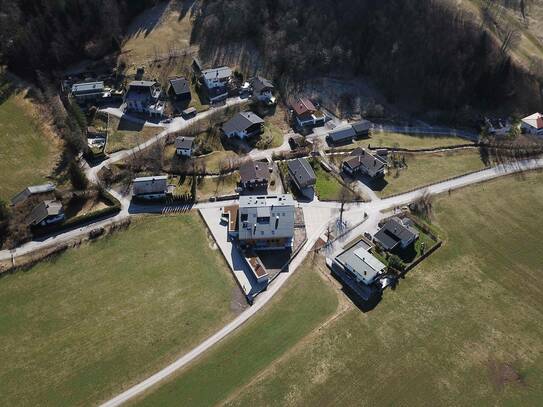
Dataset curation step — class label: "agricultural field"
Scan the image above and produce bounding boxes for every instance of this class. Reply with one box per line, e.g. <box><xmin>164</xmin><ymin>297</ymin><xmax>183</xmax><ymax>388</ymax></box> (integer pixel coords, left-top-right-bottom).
<box><xmin>106</xmin><ymin>115</ymin><xmax>162</xmax><ymax>154</ymax></box>
<box><xmin>138</xmin><ymin>171</ymin><xmax>543</xmax><ymax>406</ymax></box>
<box><xmin>0</xmin><ymin>85</ymin><xmax>61</xmax><ymax>201</ymax></box>
<box><xmin>378</xmin><ymin>149</ymin><xmax>487</xmax><ymax>197</ymax></box>
<box><xmin>358</xmin><ymin>132</ymin><xmax>470</xmax><ymax>150</ymax></box>
<box><xmin>0</xmin><ymin>215</ymin><xmax>240</xmax><ymax>407</ymax></box>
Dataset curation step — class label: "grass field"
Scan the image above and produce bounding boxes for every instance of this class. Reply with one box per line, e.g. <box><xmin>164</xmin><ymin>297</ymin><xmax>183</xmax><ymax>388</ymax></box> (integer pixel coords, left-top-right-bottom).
<box><xmin>106</xmin><ymin>115</ymin><xmax>162</xmax><ymax>154</ymax></box>
<box><xmin>353</xmin><ymin>132</ymin><xmax>469</xmax><ymax>150</ymax></box>
<box><xmin>134</xmin><ymin>258</ymin><xmax>339</xmax><ymax>406</ymax></box>
<box><xmin>0</xmin><ymin>88</ymin><xmax>60</xmax><ymax>200</ymax></box>
<box><xmin>314</xmin><ymin>164</ymin><xmax>344</xmax><ymax>201</ymax></box>
<box><xmin>379</xmin><ymin>150</ymin><xmax>487</xmax><ymax>197</ymax></box>
<box><xmin>0</xmin><ymin>215</ymin><xmax>240</xmax><ymax>407</ymax></box>
<box><xmin>139</xmin><ymin>170</ymin><xmax>543</xmax><ymax>406</ymax></box>
<box><xmin>254</xmin><ymin>122</ymin><xmax>284</xmax><ymax>150</ymax></box>
<box><xmin>171</xmin><ymin>173</ymin><xmax>239</xmax><ymax>199</ymax></box>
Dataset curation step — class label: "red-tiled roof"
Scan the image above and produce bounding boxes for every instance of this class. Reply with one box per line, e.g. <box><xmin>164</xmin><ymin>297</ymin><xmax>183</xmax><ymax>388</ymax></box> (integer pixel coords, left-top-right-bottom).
<box><xmin>292</xmin><ymin>97</ymin><xmax>316</xmax><ymax>116</ymax></box>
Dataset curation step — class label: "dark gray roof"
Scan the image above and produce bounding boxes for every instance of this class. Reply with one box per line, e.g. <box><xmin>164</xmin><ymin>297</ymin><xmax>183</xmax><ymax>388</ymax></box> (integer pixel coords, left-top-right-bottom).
<box><xmin>238</xmin><ymin>195</ymin><xmax>295</xmax><ymax>241</ymax></box>
<box><xmin>352</xmin><ymin>120</ymin><xmax>372</xmax><ymax>135</ymax></box>
<box><xmin>287</xmin><ymin>158</ymin><xmax>316</xmax><ymax>188</ymax></box>
<box><xmin>175</xmin><ymin>136</ymin><xmax>194</xmax><ymax>149</ymax></box>
<box><xmin>222</xmin><ymin>112</ymin><xmax>264</xmax><ymax>134</ymax></box>
<box><xmin>252</xmin><ymin>76</ymin><xmax>274</xmax><ymax>94</ymax></box>
<box><xmin>328</xmin><ymin>125</ymin><xmax>356</xmax><ymax>142</ymax></box>
<box><xmin>11</xmin><ymin>183</ymin><xmax>56</xmax><ymax>206</ymax></box>
<box><xmin>374</xmin><ymin>217</ymin><xmax>418</xmax><ymax>251</ymax></box>
<box><xmin>169</xmin><ymin>77</ymin><xmax>190</xmax><ymax>95</ymax></box>
<box><xmin>27</xmin><ymin>200</ymin><xmax>63</xmax><ymax>226</ymax></box>
<box><xmin>239</xmin><ymin>160</ymin><xmax>270</xmax><ymax>183</ymax></box>
<box><xmin>343</xmin><ymin>148</ymin><xmax>385</xmax><ymax>172</ymax></box>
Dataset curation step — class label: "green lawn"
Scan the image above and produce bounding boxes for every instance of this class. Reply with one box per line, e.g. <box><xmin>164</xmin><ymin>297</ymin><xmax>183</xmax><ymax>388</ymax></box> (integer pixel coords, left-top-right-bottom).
<box><xmin>355</xmin><ymin>132</ymin><xmax>471</xmax><ymax>150</ymax></box>
<box><xmin>0</xmin><ymin>215</ymin><xmax>238</xmax><ymax>407</ymax></box>
<box><xmin>134</xmin><ymin>259</ymin><xmax>339</xmax><ymax>406</ymax></box>
<box><xmin>379</xmin><ymin>150</ymin><xmax>487</xmax><ymax>197</ymax></box>
<box><xmin>106</xmin><ymin>115</ymin><xmax>162</xmax><ymax>154</ymax></box>
<box><xmin>0</xmin><ymin>90</ymin><xmax>60</xmax><ymax>200</ymax></box>
<box><xmin>254</xmin><ymin>122</ymin><xmax>284</xmax><ymax>150</ymax></box>
<box><xmin>314</xmin><ymin>164</ymin><xmax>344</xmax><ymax>201</ymax></box>
<box><xmin>171</xmin><ymin>173</ymin><xmax>240</xmax><ymax>200</ymax></box>
<box><xmin>212</xmin><ymin>171</ymin><xmax>543</xmax><ymax>406</ymax></box>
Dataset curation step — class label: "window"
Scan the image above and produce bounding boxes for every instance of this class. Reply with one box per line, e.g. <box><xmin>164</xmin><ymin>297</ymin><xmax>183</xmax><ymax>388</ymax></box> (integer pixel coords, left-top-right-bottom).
<box><xmin>241</xmin><ymin>214</ymin><xmax>248</xmax><ymax>222</ymax></box>
<box><xmin>257</xmin><ymin>216</ymin><xmax>270</xmax><ymax>224</ymax></box>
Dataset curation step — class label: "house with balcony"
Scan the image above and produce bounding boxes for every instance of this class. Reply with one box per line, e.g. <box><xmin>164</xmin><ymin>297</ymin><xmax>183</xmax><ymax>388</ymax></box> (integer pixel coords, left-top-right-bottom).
<box><xmin>222</xmin><ymin>112</ymin><xmax>265</xmax><ymax>139</ymax></box>
<box><xmin>292</xmin><ymin>97</ymin><xmax>326</xmax><ymax>129</ymax></box>
<box><xmin>124</xmin><ymin>81</ymin><xmax>165</xmax><ymax>116</ymax></box>
<box><xmin>251</xmin><ymin>76</ymin><xmax>276</xmax><ymax>105</ymax></box>
<box><xmin>342</xmin><ymin>148</ymin><xmax>386</xmax><ymax>178</ymax></box>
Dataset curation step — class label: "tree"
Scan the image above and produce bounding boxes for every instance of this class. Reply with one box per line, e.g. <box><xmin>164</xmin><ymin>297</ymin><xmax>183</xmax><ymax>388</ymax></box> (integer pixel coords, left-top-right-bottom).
<box><xmin>0</xmin><ymin>199</ymin><xmax>8</xmax><ymax>221</ymax></box>
<box><xmin>388</xmin><ymin>254</ymin><xmax>406</xmax><ymax>272</ymax></box>
<box><xmin>69</xmin><ymin>161</ymin><xmax>89</xmax><ymax>190</ymax></box>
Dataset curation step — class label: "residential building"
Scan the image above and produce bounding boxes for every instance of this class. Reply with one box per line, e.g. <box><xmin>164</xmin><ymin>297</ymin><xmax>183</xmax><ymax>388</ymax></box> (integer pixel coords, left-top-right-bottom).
<box><xmin>485</xmin><ymin>117</ymin><xmax>511</xmax><ymax>136</ymax></box>
<box><xmin>132</xmin><ymin>176</ymin><xmax>169</xmax><ymax>200</ymax></box>
<box><xmin>175</xmin><ymin>136</ymin><xmax>195</xmax><ymax>157</ymax></box>
<box><xmin>239</xmin><ymin>160</ymin><xmax>271</xmax><ymax>192</ymax></box>
<box><xmin>71</xmin><ymin>81</ymin><xmax>105</xmax><ymax>103</ymax></box>
<box><xmin>352</xmin><ymin>120</ymin><xmax>373</xmax><ymax>137</ymax></box>
<box><xmin>251</xmin><ymin>76</ymin><xmax>276</xmax><ymax>105</ymax></box>
<box><xmin>201</xmin><ymin>66</ymin><xmax>232</xmax><ymax>90</ymax></box>
<box><xmin>287</xmin><ymin>158</ymin><xmax>316</xmax><ymax>199</ymax></box>
<box><xmin>374</xmin><ymin>217</ymin><xmax>419</xmax><ymax>251</ymax></box>
<box><xmin>521</xmin><ymin>113</ymin><xmax>543</xmax><ymax>137</ymax></box>
<box><xmin>335</xmin><ymin>246</ymin><xmax>387</xmax><ymax>286</ymax></box>
<box><xmin>222</xmin><ymin>112</ymin><xmax>265</xmax><ymax>139</ymax></box>
<box><xmin>11</xmin><ymin>183</ymin><xmax>56</xmax><ymax>206</ymax></box>
<box><xmin>236</xmin><ymin>194</ymin><xmax>295</xmax><ymax>250</ymax></box>
<box><xmin>327</xmin><ymin>125</ymin><xmax>357</xmax><ymax>145</ymax></box>
<box><xmin>168</xmin><ymin>77</ymin><xmax>191</xmax><ymax>101</ymax></box>
<box><xmin>27</xmin><ymin>200</ymin><xmax>65</xmax><ymax>227</ymax></box>
<box><xmin>342</xmin><ymin>148</ymin><xmax>386</xmax><ymax>178</ymax></box>
<box><xmin>124</xmin><ymin>81</ymin><xmax>164</xmax><ymax>116</ymax></box>
<box><xmin>292</xmin><ymin>97</ymin><xmax>325</xmax><ymax>128</ymax></box>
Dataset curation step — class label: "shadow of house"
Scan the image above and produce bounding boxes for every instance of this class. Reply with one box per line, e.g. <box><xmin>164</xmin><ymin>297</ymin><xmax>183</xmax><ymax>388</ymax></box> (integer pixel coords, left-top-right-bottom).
<box><xmin>117</xmin><ymin>117</ymin><xmax>144</xmax><ymax>132</ymax></box>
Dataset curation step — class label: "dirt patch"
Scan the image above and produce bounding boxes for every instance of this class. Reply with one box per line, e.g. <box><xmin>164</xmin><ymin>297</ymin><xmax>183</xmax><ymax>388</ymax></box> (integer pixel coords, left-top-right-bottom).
<box><xmin>487</xmin><ymin>359</ymin><xmax>525</xmax><ymax>390</ymax></box>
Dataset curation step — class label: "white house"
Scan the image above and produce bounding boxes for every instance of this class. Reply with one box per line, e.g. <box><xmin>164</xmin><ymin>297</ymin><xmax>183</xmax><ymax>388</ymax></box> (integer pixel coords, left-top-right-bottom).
<box><xmin>521</xmin><ymin>113</ymin><xmax>543</xmax><ymax>137</ymax></box>
<box><xmin>133</xmin><ymin>176</ymin><xmax>169</xmax><ymax>200</ymax></box>
<box><xmin>222</xmin><ymin>112</ymin><xmax>265</xmax><ymax>139</ymax></box>
<box><xmin>124</xmin><ymin>81</ymin><xmax>165</xmax><ymax>116</ymax></box>
<box><xmin>175</xmin><ymin>136</ymin><xmax>195</xmax><ymax>157</ymax></box>
<box><xmin>335</xmin><ymin>246</ymin><xmax>387</xmax><ymax>286</ymax></box>
<box><xmin>201</xmin><ymin>67</ymin><xmax>232</xmax><ymax>89</ymax></box>
<box><xmin>251</xmin><ymin>77</ymin><xmax>276</xmax><ymax>105</ymax></box>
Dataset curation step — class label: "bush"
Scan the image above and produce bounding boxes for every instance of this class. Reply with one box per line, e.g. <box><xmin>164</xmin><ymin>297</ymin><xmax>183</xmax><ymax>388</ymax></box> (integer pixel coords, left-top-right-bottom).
<box><xmin>388</xmin><ymin>254</ymin><xmax>406</xmax><ymax>272</ymax></box>
<box><xmin>69</xmin><ymin>161</ymin><xmax>89</xmax><ymax>190</ymax></box>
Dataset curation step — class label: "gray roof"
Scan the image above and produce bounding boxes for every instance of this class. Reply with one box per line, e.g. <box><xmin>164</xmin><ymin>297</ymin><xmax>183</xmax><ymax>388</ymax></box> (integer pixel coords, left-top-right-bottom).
<box><xmin>252</xmin><ymin>76</ymin><xmax>274</xmax><ymax>94</ymax></box>
<box><xmin>175</xmin><ymin>136</ymin><xmax>194</xmax><ymax>149</ymax></box>
<box><xmin>11</xmin><ymin>183</ymin><xmax>56</xmax><ymax>206</ymax></box>
<box><xmin>202</xmin><ymin>67</ymin><xmax>232</xmax><ymax>81</ymax></box>
<box><xmin>238</xmin><ymin>195</ymin><xmax>295</xmax><ymax>241</ymax></box>
<box><xmin>288</xmin><ymin>158</ymin><xmax>316</xmax><ymax>188</ymax></box>
<box><xmin>328</xmin><ymin>125</ymin><xmax>357</xmax><ymax>142</ymax></box>
<box><xmin>374</xmin><ymin>217</ymin><xmax>419</xmax><ymax>251</ymax></box>
<box><xmin>222</xmin><ymin>112</ymin><xmax>264</xmax><ymax>134</ymax></box>
<box><xmin>27</xmin><ymin>200</ymin><xmax>63</xmax><ymax>226</ymax></box>
<box><xmin>351</xmin><ymin>120</ymin><xmax>372</xmax><ymax>135</ymax></box>
<box><xmin>336</xmin><ymin>245</ymin><xmax>386</xmax><ymax>285</ymax></box>
<box><xmin>239</xmin><ymin>160</ymin><xmax>270</xmax><ymax>183</ymax></box>
<box><xmin>344</xmin><ymin>148</ymin><xmax>385</xmax><ymax>173</ymax></box>
<box><xmin>128</xmin><ymin>80</ymin><xmax>157</xmax><ymax>88</ymax></box>
<box><xmin>71</xmin><ymin>81</ymin><xmax>104</xmax><ymax>95</ymax></box>
<box><xmin>169</xmin><ymin>77</ymin><xmax>190</xmax><ymax>95</ymax></box>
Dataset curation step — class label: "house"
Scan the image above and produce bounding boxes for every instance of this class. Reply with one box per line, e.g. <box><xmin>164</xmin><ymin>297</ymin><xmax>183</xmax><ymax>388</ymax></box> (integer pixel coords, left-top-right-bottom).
<box><xmin>342</xmin><ymin>148</ymin><xmax>386</xmax><ymax>178</ymax></box>
<box><xmin>222</xmin><ymin>112</ymin><xmax>265</xmax><ymax>139</ymax></box>
<box><xmin>11</xmin><ymin>183</ymin><xmax>56</xmax><ymax>206</ymax></box>
<box><xmin>236</xmin><ymin>194</ymin><xmax>295</xmax><ymax>250</ymax></box>
<box><xmin>485</xmin><ymin>117</ymin><xmax>511</xmax><ymax>136</ymax></box>
<box><xmin>239</xmin><ymin>160</ymin><xmax>271</xmax><ymax>192</ymax></box>
<box><xmin>292</xmin><ymin>97</ymin><xmax>326</xmax><ymax>128</ymax></box>
<box><xmin>201</xmin><ymin>66</ymin><xmax>232</xmax><ymax>90</ymax></box>
<box><xmin>132</xmin><ymin>176</ymin><xmax>169</xmax><ymax>200</ymax></box>
<box><xmin>327</xmin><ymin>125</ymin><xmax>357</xmax><ymax>145</ymax></box>
<box><xmin>124</xmin><ymin>81</ymin><xmax>164</xmax><ymax>116</ymax></box>
<box><xmin>175</xmin><ymin>136</ymin><xmax>195</xmax><ymax>157</ymax></box>
<box><xmin>71</xmin><ymin>81</ymin><xmax>105</xmax><ymax>103</ymax></box>
<box><xmin>168</xmin><ymin>77</ymin><xmax>191</xmax><ymax>101</ymax></box>
<box><xmin>521</xmin><ymin>113</ymin><xmax>543</xmax><ymax>137</ymax></box>
<box><xmin>287</xmin><ymin>158</ymin><xmax>316</xmax><ymax>199</ymax></box>
<box><xmin>27</xmin><ymin>200</ymin><xmax>65</xmax><ymax>227</ymax></box>
<box><xmin>351</xmin><ymin>120</ymin><xmax>373</xmax><ymax>137</ymax></box>
<box><xmin>373</xmin><ymin>217</ymin><xmax>419</xmax><ymax>252</ymax></box>
<box><xmin>251</xmin><ymin>76</ymin><xmax>276</xmax><ymax>105</ymax></box>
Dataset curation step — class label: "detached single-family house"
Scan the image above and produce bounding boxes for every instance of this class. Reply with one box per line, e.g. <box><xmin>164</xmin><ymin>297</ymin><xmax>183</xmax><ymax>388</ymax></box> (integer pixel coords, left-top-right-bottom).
<box><xmin>521</xmin><ymin>113</ymin><xmax>543</xmax><ymax>137</ymax></box>
<box><xmin>287</xmin><ymin>158</ymin><xmax>316</xmax><ymax>199</ymax></box>
<box><xmin>251</xmin><ymin>77</ymin><xmax>276</xmax><ymax>105</ymax></box>
<box><xmin>11</xmin><ymin>183</ymin><xmax>56</xmax><ymax>206</ymax></box>
<box><xmin>374</xmin><ymin>217</ymin><xmax>419</xmax><ymax>252</ymax></box>
<box><xmin>175</xmin><ymin>136</ymin><xmax>195</xmax><ymax>157</ymax></box>
<box><xmin>292</xmin><ymin>97</ymin><xmax>325</xmax><ymax>128</ymax></box>
<box><xmin>168</xmin><ymin>77</ymin><xmax>191</xmax><ymax>101</ymax></box>
<box><xmin>236</xmin><ymin>194</ymin><xmax>295</xmax><ymax>250</ymax></box>
<box><xmin>335</xmin><ymin>246</ymin><xmax>387</xmax><ymax>286</ymax></box>
<box><xmin>222</xmin><ymin>112</ymin><xmax>265</xmax><ymax>139</ymax></box>
<box><xmin>71</xmin><ymin>81</ymin><xmax>105</xmax><ymax>103</ymax></box>
<box><xmin>132</xmin><ymin>176</ymin><xmax>169</xmax><ymax>200</ymax></box>
<box><xmin>327</xmin><ymin>125</ymin><xmax>357</xmax><ymax>145</ymax></box>
<box><xmin>239</xmin><ymin>160</ymin><xmax>271</xmax><ymax>192</ymax></box>
<box><xmin>124</xmin><ymin>81</ymin><xmax>164</xmax><ymax>116</ymax></box>
<box><xmin>27</xmin><ymin>200</ymin><xmax>65</xmax><ymax>227</ymax></box>
<box><xmin>342</xmin><ymin>148</ymin><xmax>386</xmax><ymax>178</ymax></box>
<box><xmin>201</xmin><ymin>66</ymin><xmax>232</xmax><ymax>90</ymax></box>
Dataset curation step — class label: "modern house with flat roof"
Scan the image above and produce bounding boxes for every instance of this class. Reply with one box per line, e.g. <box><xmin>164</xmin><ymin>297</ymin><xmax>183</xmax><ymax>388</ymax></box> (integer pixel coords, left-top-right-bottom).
<box><xmin>239</xmin><ymin>160</ymin><xmax>271</xmax><ymax>192</ymax></box>
<box><xmin>292</xmin><ymin>97</ymin><xmax>325</xmax><ymax>128</ymax></box>
<box><xmin>342</xmin><ymin>148</ymin><xmax>386</xmax><ymax>178</ymax></box>
<box><xmin>27</xmin><ymin>200</ymin><xmax>65</xmax><ymax>227</ymax></box>
<box><xmin>222</xmin><ymin>112</ymin><xmax>265</xmax><ymax>139</ymax></box>
<box><xmin>236</xmin><ymin>194</ymin><xmax>295</xmax><ymax>250</ymax></box>
<box><xmin>521</xmin><ymin>113</ymin><xmax>543</xmax><ymax>137</ymax></box>
<box><xmin>288</xmin><ymin>158</ymin><xmax>316</xmax><ymax>199</ymax></box>
<box><xmin>71</xmin><ymin>81</ymin><xmax>105</xmax><ymax>103</ymax></box>
<box><xmin>175</xmin><ymin>136</ymin><xmax>195</xmax><ymax>157</ymax></box>
<box><xmin>11</xmin><ymin>183</ymin><xmax>56</xmax><ymax>206</ymax></box>
<box><xmin>124</xmin><ymin>81</ymin><xmax>164</xmax><ymax>116</ymax></box>
<box><xmin>374</xmin><ymin>217</ymin><xmax>419</xmax><ymax>251</ymax></box>
<box><xmin>132</xmin><ymin>176</ymin><xmax>169</xmax><ymax>200</ymax></box>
